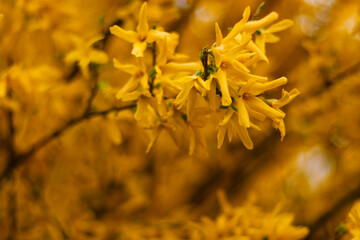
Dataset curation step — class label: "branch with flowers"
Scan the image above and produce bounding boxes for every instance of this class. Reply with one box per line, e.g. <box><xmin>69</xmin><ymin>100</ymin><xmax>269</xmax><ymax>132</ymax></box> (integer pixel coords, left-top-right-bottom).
<box><xmin>110</xmin><ymin>2</ymin><xmax>298</xmax><ymax>155</ymax></box>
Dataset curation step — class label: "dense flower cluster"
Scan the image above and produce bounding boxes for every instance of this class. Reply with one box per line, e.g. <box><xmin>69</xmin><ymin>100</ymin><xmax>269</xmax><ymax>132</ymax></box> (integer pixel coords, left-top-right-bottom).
<box><xmin>110</xmin><ymin>2</ymin><xmax>298</xmax><ymax>153</ymax></box>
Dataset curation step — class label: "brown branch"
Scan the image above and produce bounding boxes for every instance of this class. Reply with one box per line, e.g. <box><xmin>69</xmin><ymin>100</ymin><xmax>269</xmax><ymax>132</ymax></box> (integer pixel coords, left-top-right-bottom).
<box><xmin>149</xmin><ymin>41</ymin><xmax>156</xmax><ymax>95</ymax></box>
<box><xmin>0</xmin><ymin>104</ymin><xmax>136</xmax><ymax>182</ymax></box>
<box><xmin>26</xmin><ymin>177</ymin><xmax>70</xmax><ymax>239</ymax></box>
<box><xmin>328</xmin><ymin>61</ymin><xmax>360</xmax><ymax>83</ymax></box>
<box><xmin>6</xmin><ymin>177</ymin><xmax>16</xmax><ymax>240</ymax></box>
<box><xmin>305</xmin><ymin>182</ymin><xmax>360</xmax><ymax>239</ymax></box>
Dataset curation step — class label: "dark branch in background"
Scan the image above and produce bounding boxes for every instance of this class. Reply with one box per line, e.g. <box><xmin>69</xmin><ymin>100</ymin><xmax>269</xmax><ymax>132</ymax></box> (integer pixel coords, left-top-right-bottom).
<box><xmin>325</xmin><ymin>61</ymin><xmax>360</xmax><ymax>87</ymax></box>
<box><xmin>26</xmin><ymin>177</ymin><xmax>70</xmax><ymax>239</ymax></box>
<box><xmin>1</xmin><ymin>18</ymin><xmax>130</xmax><ymax>181</ymax></box>
<box><xmin>305</xmin><ymin>183</ymin><xmax>360</xmax><ymax>240</ymax></box>
<box><xmin>6</xmin><ymin>177</ymin><xmax>16</xmax><ymax>240</ymax></box>
<box><xmin>0</xmin><ymin>104</ymin><xmax>136</xmax><ymax>182</ymax></box>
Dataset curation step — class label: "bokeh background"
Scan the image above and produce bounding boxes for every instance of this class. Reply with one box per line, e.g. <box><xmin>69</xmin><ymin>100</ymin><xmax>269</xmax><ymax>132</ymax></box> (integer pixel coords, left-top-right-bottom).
<box><xmin>1</xmin><ymin>0</ymin><xmax>360</xmax><ymax>239</ymax></box>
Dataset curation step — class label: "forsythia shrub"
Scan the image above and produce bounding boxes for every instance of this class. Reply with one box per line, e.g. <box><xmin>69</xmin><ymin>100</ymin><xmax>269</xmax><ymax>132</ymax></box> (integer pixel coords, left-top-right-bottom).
<box><xmin>1</xmin><ymin>0</ymin><xmax>360</xmax><ymax>239</ymax></box>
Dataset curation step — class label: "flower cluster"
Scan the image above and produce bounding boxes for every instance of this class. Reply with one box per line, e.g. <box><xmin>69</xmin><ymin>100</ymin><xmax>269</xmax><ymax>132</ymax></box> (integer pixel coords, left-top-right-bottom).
<box><xmin>192</xmin><ymin>191</ymin><xmax>309</xmax><ymax>240</ymax></box>
<box><xmin>111</xmin><ymin>2</ymin><xmax>298</xmax><ymax>153</ymax></box>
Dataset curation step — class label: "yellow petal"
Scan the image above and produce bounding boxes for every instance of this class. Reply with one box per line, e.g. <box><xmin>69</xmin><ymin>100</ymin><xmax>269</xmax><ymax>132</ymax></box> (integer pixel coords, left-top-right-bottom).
<box><xmin>237</xmin><ymin>97</ymin><xmax>250</xmax><ymax>128</ymax></box>
<box><xmin>87</xmin><ymin>34</ymin><xmax>104</xmax><ymax>47</ymax></box>
<box><xmin>140</xmin><ymin>73</ymin><xmax>149</xmax><ymax>90</ymax></box>
<box><xmin>79</xmin><ymin>59</ymin><xmax>90</xmax><ymax>78</ymax></box>
<box><xmin>247</xmin><ymin>40</ymin><xmax>268</xmax><ymax>63</ymax></box>
<box><xmin>122</xmin><ymin>90</ymin><xmax>143</xmax><ymax>102</ymax></box>
<box><xmin>212</xmin><ymin>47</ymin><xmax>223</xmax><ymax>68</ymax></box>
<box><xmin>134</xmin><ymin>96</ymin><xmax>149</xmax><ymax>121</ymax></box>
<box><xmin>188</xmin><ymin>126</ymin><xmax>195</xmax><ymax>155</ymax></box>
<box><xmin>110</xmin><ymin>25</ymin><xmax>137</xmax><ymax>43</ymax></box>
<box><xmin>113</xmin><ymin>58</ymin><xmax>138</xmax><ymax>75</ymax></box>
<box><xmin>196</xmin><ymin>75</ymin><xmax>209</xmax><ymax>91</ymax></box>
<box><xmin>65</xmin><ymin>51</ymin><xmax>81</xmax><ymax>64</ymax></box>
<box><xmin>255</xmin><ymin>34</ymin><xmax>266</xmax><ymax>53</ymax></box>
<box><xmin>223</xmin><ymin>6</ymin><xmax>250</xmax><ymax>43</ymax></box>
<box><xmin>217</xmin><ymin>125</ymin><xmax>227</xmax><ymax>149</ymax></box>
<box><xmin>272</xmin><ymin>119</ymin><xmax>286</xmax><ymax>141</ymax></box>
<box><xmin>219</xmin><ymin>109</ymin><xmax>235</xmax><ymax>126</ymax></box>
<box><xmin>243</xmin><ymin>12</ymin><xmax>279</xmax><ymax>33</ymax></box>
<box><xmin>116</xmin><ymin>76</ymin><xmax>139</xmax><ymax>99</ymax></box>
<box><xmin>215</xmin><ymin>69</ymin><xmax>232</xmax><ymax>106</ymax></box>
<box><xmin>272</xmin><ymin>88</ymin><xmax>300</xmax><ymax>108</ymax></box>
<box><xmin>187</xmin><ymin>88</ymin><xmax>197</xmax><ymax>121</ymax></box>
<box><xmin>247</xmin><ymin>108</ymin><xmax>266</xmax><ymax>121</ymax></box>
<box><xmin>250</xmin><ymin>122</ymin><xmax>261</xmax><ymax>131</ymax></box>
<box><xmin>266</xmin><ymin>19</ymin><xmax>293</xmax><ymax>33</ymax></box>
<box><xmin>89</xmin><ymin>50</ymin><xmax>108</xmax><ymax>64</ymax></box>
<box><xmin>147</xmin><ymin>29</ymin><xmax>170</xmax><ymax>42</ymax></box>
<box><xmin>162</xmin><ymin>62</ymin><xmax>201</xmax><ymax>74</ymax></box>
<box><xmin>232</xmin><ymin>60</ymin><xmax>250</xmax><ymax>73</ymax></box>
<box><xmin>174</xmin><ymin>81</ymin><xmax>194</xmax><ymax>109</ymax></box>
<box><xmin>145</xmin><ymin>128</ymin><xmax>161</xmax><ymax>153</ymax></box>
<box><xmin>239</xmin><ymin>79</ymin><xmax>256</xmax><ymax>96</ymax></box>
<box><xmin>208</xmin><ymin>80</ymin><xmax>218</xmax><ymax>111</ymax></box>
<box><xmin>157</xmin><ymin>37</ymin><xmax>168</xmax><ymax>66</ymax></box>
<box><xmin>227</xmin><ymin>122</ymin><xmax>234</xmax><ymax>142</ymax></box>
<box><xmin>215</xmin><ymin>22</ymin><xmax>223</xmax><ymax>47</ymax></box>
<box><xmin>131</xmin><ymin>41</ymin><xmax>148</xmax><ymax>57</ymax></box>
<box><xmin>246</xmin><ymin>96</ymin><xmax>285</xmax><ymax>122</ymax></box>
<box><xmin>234</xmin><ymin>124</ymin><xmax>253</xmax><ymax>149</ymax></box>
<box><xmin>248</xmin><ymin>77</ymin><xmax>287</xmax><ymax>95</ymax></box>
<box><xmin>136</xmin><ymin>2</ymin><xmax>149</xmax><ymax>38</ymax></box>
<box><xmin>264</xmin><ymin>33</ymin><xmax>280</xmax><ymax>43</ymax></box>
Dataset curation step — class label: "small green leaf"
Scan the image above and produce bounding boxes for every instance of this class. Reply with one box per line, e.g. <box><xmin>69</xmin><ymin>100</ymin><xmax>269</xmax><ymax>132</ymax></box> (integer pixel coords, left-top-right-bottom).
<box><xmin>258</xmin><ymin>2</ymin><xmax>266</xmax><ymax>11</ymax></box>
<box><xmin>149</xmin><ymin>67</ymin><xmax>156</xmax><ymax>78</ymax></box>
<box><xmin>335</xmin><ymin>224</ymin><xmax>347</xmax><ymax>235</ymax></box>
<box><xmin>181</xmin><ymin>113</ymin><xmax>187</xmax><ymax>121</ymax></box>
<box><xmin>228</xmin><ymin>27</ymin><xmax>233</xmax><ymax>32</ymax></box>
<box><xmin>97</xmin><ymin>80</ymin><xmax>110</xmax><ymax>90</ymax></box>
<box><xmin>220</xmin><ymin>105</ymin><xmax>229</xmax><ymax>109</ymax></box>
<box><xmin>230</xmin><ymin>105</ymin><xmax>237</xmax><ymax>112</ymax></box>
<box><xmin>155</xmin><ymin>83</ymin><xmax>162</xmax><ymax>89</ymax></box>
<box><xmin>99</xmin><ymin>16</ymin><xmax>104</xmax><ymax>25</ymax></box>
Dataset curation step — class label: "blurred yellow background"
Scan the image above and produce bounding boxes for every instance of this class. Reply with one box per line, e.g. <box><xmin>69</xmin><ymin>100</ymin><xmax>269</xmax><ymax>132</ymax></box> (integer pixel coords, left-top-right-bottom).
<box><xmin>0</xmin><ymin>0</ymin><xmax>360</xmax><ymax>239</ymax></box>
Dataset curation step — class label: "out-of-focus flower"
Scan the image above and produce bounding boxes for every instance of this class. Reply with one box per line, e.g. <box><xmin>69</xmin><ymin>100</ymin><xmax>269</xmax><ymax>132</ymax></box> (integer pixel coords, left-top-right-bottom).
<box><xmin>110</xmin><ymin>2</ymin><xmax>170</xmax><ymax>57</ymax></box>
<box><xmin>65</xmin><ymin>34</ymin><xmax>108</xmax><ymax>78</ymax></box>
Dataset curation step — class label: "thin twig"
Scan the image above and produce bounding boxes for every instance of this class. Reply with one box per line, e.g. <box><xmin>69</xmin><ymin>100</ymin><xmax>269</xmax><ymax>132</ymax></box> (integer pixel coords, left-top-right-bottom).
<box><xmin>6</xmin><ymin>176</ymin><xmax>16</xmax><ymax>240</ymax></box>
<box><xmin>0</xmin><ymin>104</ymin><xmax>136</xmax><ymax>181</ymax></box>
<box><xmin>305</xmin><ymin>183</ymin><xmax>360</xmax><ymax>240</ymax></box>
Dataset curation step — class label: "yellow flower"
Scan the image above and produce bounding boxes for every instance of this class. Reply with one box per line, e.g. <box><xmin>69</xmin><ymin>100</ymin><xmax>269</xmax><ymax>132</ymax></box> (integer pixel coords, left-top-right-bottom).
<box><xmin>217</xmin><ymin>108</ymin><xmax>254</xmax><ymax>149</ymax></box>
<box><xmin>255</xmin><ymin>19</ymin><xmax>294</xmax><ymax>53</ymax></box>
<box><xmin>65</xmin><ymin>34</ymin><xmax>108</xmax><ymax>78</ymax></box>
<box><xmin>153</xmin><ymin>37</ymin><xmax>201</xmax><ymax>104</ymax></box>
<box><xmin>110</xmin><ymin>2</ymin><xmax>170</xmax><ymax>57</ymax></box>
<box><xmin>271</xmin><ymin>88</ymin><xmax>300</xmax><ymax>140</ymax></box>
<box><xmin>113</xmin><ymin>58</ymin><xmax>148</xmax><ymax>100</ymax></box>
<box><xmin>210</xmin><ymin>7</ymin><xmax>251</xmax><ymax>106</ymax></box>
<box><xmin>195</xmin><ymin>190</ymin><xmax>309</xmax><ymax>239</ymax></box>
<box><xmin>237</xmin><ymin>78</ymin><xmax>288</xmax><ymax>126</ymax></box>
